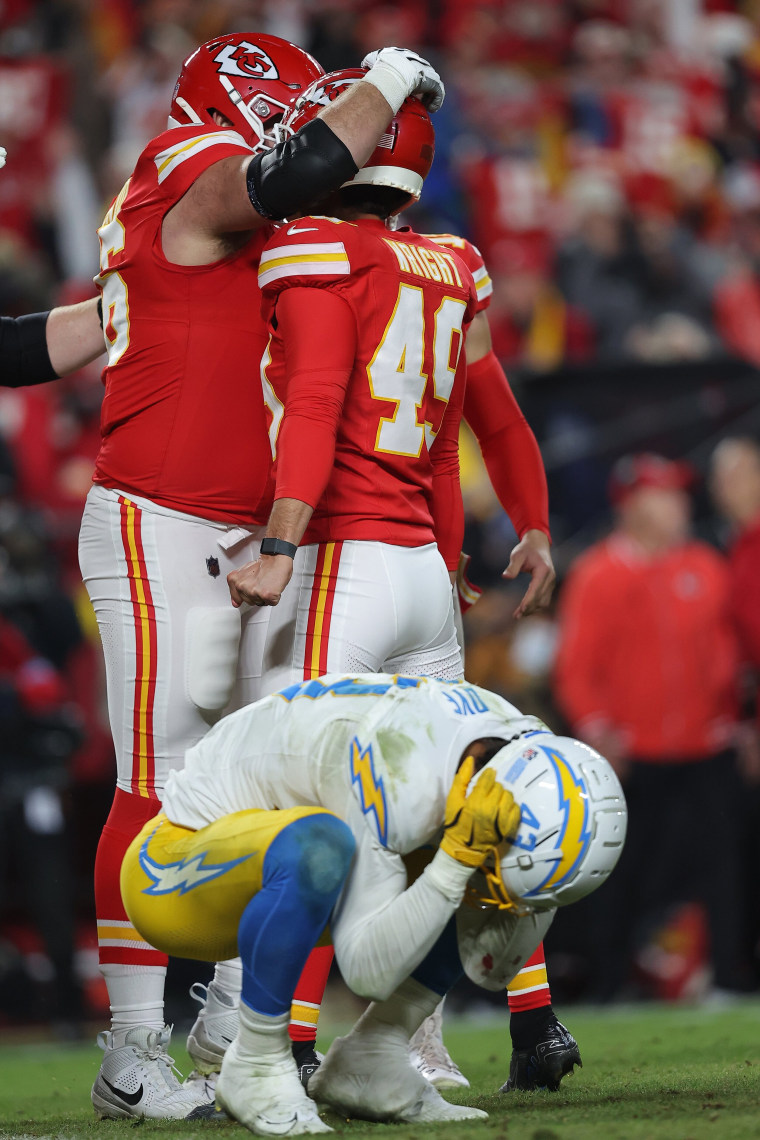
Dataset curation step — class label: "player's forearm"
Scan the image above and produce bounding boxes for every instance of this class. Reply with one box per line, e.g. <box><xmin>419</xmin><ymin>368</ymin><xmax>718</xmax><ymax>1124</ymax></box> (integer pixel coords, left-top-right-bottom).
<box><xmin>318</xmin><ymin>83</ymin><xmax>396</xmax><ymax>169</ymax></box>
<box><xmin>47</xmin><ymin>298</ymin><xmax>105</xmax><ymax>375</ymax></box>
<box><xmin>480</xmin><ymin>422</ymin><xmax>550</xmax><ymax>538</ymax></box>
<box><xmin>431</xmin><ymin>469</ymin><xmax>464</xmax><ymax>571</ymax></box>
<box><xmin>264</xmin><ymin>497</ymin><xmax>314</xmax><ymax>548</ymax></box>
<box><xmin>0</xmin><ymin>301</ymin><xmax>102</xmax><ymax>387</ymax></box>
<box><xmin>333</xmin><ymin>850</ymin><xmax>472</xmax><ymax>1002</ymax></box>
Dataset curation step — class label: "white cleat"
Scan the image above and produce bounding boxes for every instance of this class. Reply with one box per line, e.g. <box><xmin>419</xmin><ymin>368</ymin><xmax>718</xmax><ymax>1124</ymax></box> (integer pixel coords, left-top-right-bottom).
<box><xmin>310</xmin><ymin>1028</ymin><xmax>486</xmax><ymax>1123</ymax></box>
<box><xmin>215</xmin><ymin>1037</ymin><xmax>332</xmax><ymax>1136</ymax></box>
<box><xmin>409</xmin><ymin>1003</ymin><xmax>470</xmax><ymax>1090</ymax></box>
<box><xmin>396</xmin><ymin>1082</ymin><xmax>488</xmax><ymax>1123</ymax></box>
<box><xmin>187</xmin><ymin>980</ymin><xmax>238</xmax><ymax>1074</ymax></box>
<box><xmin>91</xmin><ymin>1025</ymin><xmax>214</xmax><ymax>1120</ymax></box>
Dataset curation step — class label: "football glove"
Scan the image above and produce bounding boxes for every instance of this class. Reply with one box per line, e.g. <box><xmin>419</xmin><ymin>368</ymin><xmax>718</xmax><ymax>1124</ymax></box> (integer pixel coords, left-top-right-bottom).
<box><xmin>0</xmin><ymin>147</ymin><xmax>6</xmax><ymax>170</ymax></box>
<box><xmin>361</xmin><ymin>48</ymin><xmax>445</xmax><ymax>114</ymax></box>
<box><xmin>440</xmin><ymin>755</ymin><xmax>520</xmax><ymax>868</ymax></box>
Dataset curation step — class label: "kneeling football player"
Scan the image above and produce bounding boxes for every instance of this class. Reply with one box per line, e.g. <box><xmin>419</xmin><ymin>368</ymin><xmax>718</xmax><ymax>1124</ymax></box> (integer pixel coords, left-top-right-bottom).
<box><xmin>120</xmin><ymin>673</ymin><xmax>626</xmax><ymax>1136</ymax></box>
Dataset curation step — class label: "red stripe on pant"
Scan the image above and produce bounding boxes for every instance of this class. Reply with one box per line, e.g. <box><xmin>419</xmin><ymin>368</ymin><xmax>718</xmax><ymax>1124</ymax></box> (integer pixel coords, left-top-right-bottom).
<box><xmin>302</xmin><ymin>541</ymin><xmax>343</xmax><ymax>680</ymax></box>
<box><xmin>119</xmin><ymin>496</ymin><xmax>158</xmax><ymax>798</ymax></box>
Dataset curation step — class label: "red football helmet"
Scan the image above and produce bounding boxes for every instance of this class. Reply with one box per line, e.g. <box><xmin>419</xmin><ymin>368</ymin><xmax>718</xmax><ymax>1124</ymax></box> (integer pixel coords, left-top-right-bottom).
<box><xmin>280</xmin><ymin>68</ymin><xmax>435</xmax><ymax>204</ymax></box>
<box><xmin>168</xmin><ymin>33</ymin><xmax>324</xmax><ymax>153</ymax></box>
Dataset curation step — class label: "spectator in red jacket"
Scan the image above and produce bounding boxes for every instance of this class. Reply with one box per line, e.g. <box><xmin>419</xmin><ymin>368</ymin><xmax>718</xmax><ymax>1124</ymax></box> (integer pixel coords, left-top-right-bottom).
<box><xmin>710</xmin><ymin>437</ymin><xmax>760</xmax><ymax>720</ymax></box>
<box><xmin>710</xmin><ymin>435</ymin><xmax>760</xmax><ymax>986</ymax></box>
<box><xmin>554</xmin><ymin>453</ymin><xmax>752</xmax><ymax>1000</ymax></box>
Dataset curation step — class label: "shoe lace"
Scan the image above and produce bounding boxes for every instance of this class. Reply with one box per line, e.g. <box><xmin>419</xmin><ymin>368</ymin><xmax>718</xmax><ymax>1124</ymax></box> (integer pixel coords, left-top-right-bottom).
<box><xmin>414</xmin><ymin>1017</ymin><xmax>457</xmax><ymax>1071</ymax></box>
<box><xmin>139</xmin><ymin>1029</ymin><xmax>184</xmax><ymax>1084</ymax></box>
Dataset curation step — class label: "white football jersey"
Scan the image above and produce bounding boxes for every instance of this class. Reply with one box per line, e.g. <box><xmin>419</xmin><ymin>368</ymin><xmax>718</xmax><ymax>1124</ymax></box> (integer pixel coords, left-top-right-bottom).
<box><xmin>161</xmin><ymin>673</ymin><xmax>543</xmax><ymax>1000</ymax></box>
<box><xmin>163</xmin><ymin>672</ymin><xmax>537</xmax><ymax>847</ymax></box>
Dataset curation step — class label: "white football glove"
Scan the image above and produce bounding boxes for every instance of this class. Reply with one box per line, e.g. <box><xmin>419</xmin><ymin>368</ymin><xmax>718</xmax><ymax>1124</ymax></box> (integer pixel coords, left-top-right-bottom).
<box><xmin>361</xmin><ymin>47</ymin><xmax>445</xmax><ymax>115</ymax></box>
<box><xmin>0</xmin><ymin>147</ymin><xmax>6</xmax><ymax>170</ymax></box>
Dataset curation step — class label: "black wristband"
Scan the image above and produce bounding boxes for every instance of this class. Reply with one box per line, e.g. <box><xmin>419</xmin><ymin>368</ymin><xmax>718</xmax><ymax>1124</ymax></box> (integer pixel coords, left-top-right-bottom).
<box><xmin>260</xmin><ymin>537</ymin><xmax>298</xmax><ymax>559</ymax></box>
<box><xmin>96</xmin><ymin>296</ymin><xmax>104</xmax><ymax>329</ymax></box>
<box><xmin>0</xmin><ymin>311</ymin><xmax>57</xmax><ymax>388</ymax></box>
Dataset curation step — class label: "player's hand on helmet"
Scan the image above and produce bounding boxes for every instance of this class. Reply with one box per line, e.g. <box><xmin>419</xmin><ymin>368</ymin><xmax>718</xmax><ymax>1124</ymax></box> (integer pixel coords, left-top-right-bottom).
<box><xmin>227</xmin><ymin>555</ymin><xmax>293</xmax><ymax>609</ymax></box>
<box><xmin>361</xmin><ymin>47</ymin><xmax>445</xmax><ymax>113</ymax></box>
<box><xmin>440</xmin><ymin>755</ymin><xmax>521</xmax><ymax>868</ymax></box>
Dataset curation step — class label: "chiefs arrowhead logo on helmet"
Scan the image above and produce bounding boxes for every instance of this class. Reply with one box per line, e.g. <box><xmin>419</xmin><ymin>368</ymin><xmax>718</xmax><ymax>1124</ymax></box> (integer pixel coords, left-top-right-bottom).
<box><xmin>168</xmin><ymin>34</ymin><xmax>323</xmax><ymax>152</ymax></box>
<box><xmin>212</xmin><ymin>41</ymin><xmax>279</xmax><ymax>81</ymax></box>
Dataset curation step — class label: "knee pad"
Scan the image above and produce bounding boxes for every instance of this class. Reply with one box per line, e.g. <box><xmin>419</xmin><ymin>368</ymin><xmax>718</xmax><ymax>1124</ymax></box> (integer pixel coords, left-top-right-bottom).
<box><xmin>264</xmin><ymin>813</ymin><xmax>356</xmax><ymax>906</ymax></box>
<box><xmin>185</xmin><ymin>606</ymin><xmax>241</xmax><ymax>712</ymax></box>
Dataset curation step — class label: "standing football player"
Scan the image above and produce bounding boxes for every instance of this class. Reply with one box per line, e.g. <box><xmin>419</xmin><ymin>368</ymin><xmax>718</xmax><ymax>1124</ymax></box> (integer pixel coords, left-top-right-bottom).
<box><xmin>228</xmin><ymin>83</ymin><xmax>474</xmax><ymax>690</ymax></box>
<box><xmin>118</xmin><ymin>672</ymin><xmax>626</xmax><ymax>1135</ymax></box>
<box><xmin>75</xmin><ymin>34</ymin><xmax>446</xmax><ymax>1121</ymax></box>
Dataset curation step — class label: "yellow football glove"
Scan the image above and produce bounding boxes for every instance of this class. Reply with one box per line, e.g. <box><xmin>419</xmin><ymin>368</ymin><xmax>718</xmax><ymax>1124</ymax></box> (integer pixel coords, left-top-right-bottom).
<box><xmin>440</xmin><ymin>755</ymin><xmax>521</xmax><ymax>868</ymax></box>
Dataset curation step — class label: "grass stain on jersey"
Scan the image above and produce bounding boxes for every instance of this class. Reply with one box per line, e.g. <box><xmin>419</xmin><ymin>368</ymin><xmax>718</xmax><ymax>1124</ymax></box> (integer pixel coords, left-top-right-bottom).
<box><xmin>376</xmin><ymin>728</ymin><xmax>415</xmax><ymax>785</ymax></box>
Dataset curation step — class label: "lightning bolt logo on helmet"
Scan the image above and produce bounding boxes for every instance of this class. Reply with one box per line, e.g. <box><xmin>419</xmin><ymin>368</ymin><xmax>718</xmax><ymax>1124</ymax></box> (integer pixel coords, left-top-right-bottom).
<box><xmin>350</xmin><ymin>738</ymin><xmax>388</xmax><ymax>846</ymax></box>
<box><xmin>138</xmin><ymin>827</ymin><xmax>252</xmax><ymax>895</ymax></box>
<box><xmin>213</xmin><ymin>41</ymin><xmax>280</xmax><ymax>80</ymax></box>
<box><xmin>525</xmin><ymin>748</ymin><xmax>592</xmax><ymax>898</ymax></box>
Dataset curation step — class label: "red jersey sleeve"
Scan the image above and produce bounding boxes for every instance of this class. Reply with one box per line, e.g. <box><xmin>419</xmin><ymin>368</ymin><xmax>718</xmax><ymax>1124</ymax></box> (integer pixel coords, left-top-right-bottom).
<box><xmin>464</xmin><ymin>350</ymin><xmax>550</xmax><ymax>539</ymax></box>
<box><xmin>141</xmin><ymin>126</ymin><xmax>256</xmax><ymax>208</ymax></box>
<box><xmin>430</xmin><ymin>377</ymin><xmax>466</xmax><ymax>571</ymax></box>
<box><xmin>270</xmin><ymin>287</ymin><xmax>357</xmax><ymax>509</ymax></box>
<box><xmin>259</xmin><ymin>217</ymin><xmax>354</xmax><ymax>323</ymax></box>
<box><xmin>423</xmin><ymin>233</ymin><xmax>492</xmax><ymax>313</ymax></box>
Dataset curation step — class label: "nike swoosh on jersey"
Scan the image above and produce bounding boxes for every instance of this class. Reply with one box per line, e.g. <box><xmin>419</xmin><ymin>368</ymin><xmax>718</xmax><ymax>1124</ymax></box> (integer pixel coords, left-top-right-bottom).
<box><xmin>102</xmin><ymin>1076</ymin><xmax>145</xmax><ymax>1106</ymax></box>
<box><xmin>286</xmin><ymin>224</ymin><xmax>319</xmax><ymax>234</ymax></box>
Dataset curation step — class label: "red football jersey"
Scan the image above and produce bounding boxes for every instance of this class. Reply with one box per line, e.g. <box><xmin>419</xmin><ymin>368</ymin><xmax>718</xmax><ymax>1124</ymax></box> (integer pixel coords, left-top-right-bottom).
<box><xmin>259</xmin><ymin>216</ymin><xmax>477</xmax><ymax>553</ymax></box>
<box><xmin>423</xmin><ymin>233</ymin><xmax>492</xmax><ymax>314</ymax></box>
<box><xmin>93</xmin><ymin>125</ymin><xmax>274</xmax><ymax>525</ymax></box>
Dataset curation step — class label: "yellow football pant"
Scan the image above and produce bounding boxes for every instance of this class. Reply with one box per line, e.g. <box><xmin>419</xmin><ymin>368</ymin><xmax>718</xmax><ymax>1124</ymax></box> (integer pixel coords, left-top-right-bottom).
<box><xmin>121</xmin><ymin>806</ymin><xmax>334</xmax><ymax>963</ymax></box>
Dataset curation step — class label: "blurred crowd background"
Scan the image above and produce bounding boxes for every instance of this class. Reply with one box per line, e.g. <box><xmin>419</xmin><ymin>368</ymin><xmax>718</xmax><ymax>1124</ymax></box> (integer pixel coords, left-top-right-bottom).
<box><xmin>1</xmin><ymin>0</ymin><xmax>760</xmax><ymax>1031</ymax></box>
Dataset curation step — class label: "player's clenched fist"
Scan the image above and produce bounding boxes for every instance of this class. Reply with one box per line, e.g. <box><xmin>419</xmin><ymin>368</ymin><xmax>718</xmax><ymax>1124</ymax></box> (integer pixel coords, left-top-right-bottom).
<box><xmin>439</xmin><ymin>755</ymin><xmax>520</xmax><ymax>868</ymax></box>
<box><xmin>362</xmin><ymin>47</ymin><xmax>445</xmax><ymax>113</ymax></box>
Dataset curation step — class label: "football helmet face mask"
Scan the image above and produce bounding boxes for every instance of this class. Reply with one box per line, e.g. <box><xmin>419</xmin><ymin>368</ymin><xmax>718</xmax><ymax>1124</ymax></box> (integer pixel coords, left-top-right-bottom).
<box><xmin>168</xmin><ymin>33</ymin><xmax>324</xmax><ymax>153</ymax></box>
<box><xmin>279</xmin><ymin>67</ymin><xmax>435</xmax><ymax>204</ymax></box>
<box><xmin>466</xmin><ymin>733</ymin><xmax>627</xmax><ymax>914</ymax></box>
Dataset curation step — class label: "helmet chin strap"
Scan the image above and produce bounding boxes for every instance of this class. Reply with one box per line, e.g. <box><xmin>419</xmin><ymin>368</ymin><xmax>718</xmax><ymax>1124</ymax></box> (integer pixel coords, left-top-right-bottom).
<box><xmin>464</xmin><ymin>853</ymin><xmax>532</xmax><ymax>916</ymax></box>
<box><xmin>173</xmin><ymin>97</ymin><xmax>204</xmax><ymax>125</ymax></box>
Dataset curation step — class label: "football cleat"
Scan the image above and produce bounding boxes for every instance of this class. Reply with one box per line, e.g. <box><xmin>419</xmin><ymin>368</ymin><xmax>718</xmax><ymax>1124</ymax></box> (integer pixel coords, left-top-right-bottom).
<box><xmin>91</xmin><ymin>1024</ymin><xmax>214</xmax><ymax>1120</ymax></box>
<box><xmin>409</xmin><ymin>1004</ymin><xmax>470</xmax><ymax>1089</ymax></box>
<box><xmin>292</xmin><ymin>1041</ymin><xmax>323</xmax><ymax>1088</ymax></box>
<box><xmin>310</xmin><ymin>1027</ymin><xmax>486</xmax><ymax>1123</ymax></box>
<box><xmin>187</xmin><ymin>979</ymin><xmax>238</xmax><ymax>1074</ymax></box>
<box><xmin>500</xmin><ymin>1017</ymin><xmax>582</xmax><ymax>1092</ymax></box>
<box><xmin>215</xmin><ymin>1037</ymin><xmax>332</xmax><ymax>1135</ymax></box>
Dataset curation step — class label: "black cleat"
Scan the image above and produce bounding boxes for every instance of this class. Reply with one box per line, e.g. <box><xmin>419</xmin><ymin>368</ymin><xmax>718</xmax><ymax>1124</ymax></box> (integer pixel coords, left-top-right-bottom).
<box><xmin>292</xmin><ymin>1040</ymin><xmax>322</xmax><ymax>1088</ymax></box>
<box><xmin>500</xmin><ymin>1017</ymin><xmax>582</xmax><ymax>1092</ymax></box>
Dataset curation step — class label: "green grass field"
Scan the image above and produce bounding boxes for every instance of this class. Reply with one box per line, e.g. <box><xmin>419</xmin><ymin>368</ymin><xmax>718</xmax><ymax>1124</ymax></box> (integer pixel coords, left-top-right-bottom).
<box><xmin>2</xmin><ymin>1003</ymin><xmax>760</xmax><ymax>1140</ymax></box>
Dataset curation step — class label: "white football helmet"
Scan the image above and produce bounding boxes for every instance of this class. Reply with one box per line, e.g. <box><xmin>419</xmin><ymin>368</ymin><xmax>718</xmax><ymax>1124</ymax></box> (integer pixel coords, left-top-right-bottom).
<box><xmin>467</xmin><ymin>732</ymin><xmax>627</xmax><ymax>914</ymax></box>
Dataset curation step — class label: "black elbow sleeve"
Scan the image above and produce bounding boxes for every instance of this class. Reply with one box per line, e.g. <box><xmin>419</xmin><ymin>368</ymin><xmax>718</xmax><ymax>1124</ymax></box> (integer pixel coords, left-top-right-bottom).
<box><xmin>246</xmin><ymin>118</ymin><xmax>359</xmax><ymax>222</ymax></box>
<box><xmin>0</xmin><ymin>312</ymin><xmax>57</xmax><ymax>388</ymax></box>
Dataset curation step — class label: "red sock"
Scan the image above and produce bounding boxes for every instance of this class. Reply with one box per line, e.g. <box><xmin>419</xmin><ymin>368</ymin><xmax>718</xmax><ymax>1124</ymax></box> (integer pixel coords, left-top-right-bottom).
<box><xmin>289</xmin><ymin>945</ymin><xmax>334</xmax><ymax>1043</ymax></box>
<box><xmin>95</xmin><ymin>787</ymin><xmax>167</xmax><ymax>968</ymax></box>
<box><xmin>507</xmin><ymin>941</ymin><xmax>552</xmax><ymax>1012</ymax></box>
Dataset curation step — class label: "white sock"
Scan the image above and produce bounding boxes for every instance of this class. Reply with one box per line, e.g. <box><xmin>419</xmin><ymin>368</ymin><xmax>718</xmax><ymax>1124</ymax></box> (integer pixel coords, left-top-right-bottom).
<box><xmin>101</xmin><ymin>963</ymin><xmax>167</xmax><ymax>1043</ymax></box>
<box><xmin>212</xmin><ymin>958</ymin><xmax>243</xmax><ymax>1001</ymax></box>
<box><xmin>236</xmin><ymin>1003</ymin><xmax>291</xmax><ymax>1064</ymax></box>
<box><xmin>355</xmin><ymin>979</ymin><xmax>441</xmax><ymax>1043</ymax></box>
